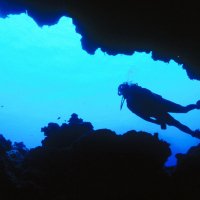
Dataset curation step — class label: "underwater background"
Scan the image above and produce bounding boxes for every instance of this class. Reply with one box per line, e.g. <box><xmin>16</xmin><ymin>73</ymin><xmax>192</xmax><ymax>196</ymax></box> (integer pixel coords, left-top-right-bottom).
<box><xmin>0</xmin><ymin>14</ymin><xmax>200</xmax><ymax>166</ymax></box>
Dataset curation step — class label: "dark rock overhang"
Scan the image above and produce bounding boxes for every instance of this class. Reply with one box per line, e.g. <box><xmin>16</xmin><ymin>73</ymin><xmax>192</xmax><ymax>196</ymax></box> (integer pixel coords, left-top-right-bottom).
<box><xmin>0</xmin><ymin>0</ymin><xmax>200</xmax><ymax>80</ymax></box>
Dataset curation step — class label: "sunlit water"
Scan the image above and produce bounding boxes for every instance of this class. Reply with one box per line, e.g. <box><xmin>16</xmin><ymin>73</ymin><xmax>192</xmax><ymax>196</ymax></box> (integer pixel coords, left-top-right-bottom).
<box><xmin>0</xmin><ymin>14</ymin><xmax>200</xmax><ymax>166</ymax></box>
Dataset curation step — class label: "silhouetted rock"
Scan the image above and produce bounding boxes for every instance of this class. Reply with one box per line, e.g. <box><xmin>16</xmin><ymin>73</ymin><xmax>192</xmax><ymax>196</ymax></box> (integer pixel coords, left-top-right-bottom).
<box><xmin>21</xmin><ymin>116</ymin><xmax>172</xmax><ymax>200</ymax></box>
<box><xmin>173</xmin><ymin>144</ymin><xmax>200</xmax><ymax>199</ymax></box>
<box><xmin>3</xmin><ymin>114</ymin><xmax>200</xmax><ymax>199</ymax></box>
<box><xmin>0</xmin><ymin>134</ymin><xmax>12</xmax><ymax>155</ymax></box>
<box><xmin>41</xmin><ymin>114</ymin><xmax>93</xmax><ymax>149</ymax></box>
<box><xmin>0</xmin><ymin>135</ymin><xmax>21</xmax><ymax>199</ymax></box>
<box><xmin>0</xmin><ymin>0</ymin><xmax>200</xmax><ymax>79</ymax></box>
<box><xmin>6</xmin><ymin>142</ymin><xmax>29</xmax><ymax>165</ymax></box>
<box><xmin>68</xmin><ymin>113</ymin><xmax>83</xmax><ymax>125</ymax></box>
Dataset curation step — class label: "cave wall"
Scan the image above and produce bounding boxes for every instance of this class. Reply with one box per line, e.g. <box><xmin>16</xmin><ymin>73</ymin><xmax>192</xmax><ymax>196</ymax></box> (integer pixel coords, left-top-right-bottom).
<box><xmin>0</xmin><ymin>0</ymin><xmax>200</xmax><ymax>80</ymax></box>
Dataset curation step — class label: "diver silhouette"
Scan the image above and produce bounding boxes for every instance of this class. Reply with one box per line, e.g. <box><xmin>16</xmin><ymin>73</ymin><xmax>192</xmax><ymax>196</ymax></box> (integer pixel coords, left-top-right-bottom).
<box><xmin>118</xmin><ymin>82</ymin><xmax>200</xmax><ymax>139</ymax></box>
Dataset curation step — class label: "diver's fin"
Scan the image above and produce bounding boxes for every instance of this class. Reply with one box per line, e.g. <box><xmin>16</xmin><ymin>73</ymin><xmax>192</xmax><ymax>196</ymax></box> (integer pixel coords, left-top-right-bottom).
<box><xmin>196</xmin><ymin>100</ymin><xmax>200</xmax><ymax>109</ymax></box>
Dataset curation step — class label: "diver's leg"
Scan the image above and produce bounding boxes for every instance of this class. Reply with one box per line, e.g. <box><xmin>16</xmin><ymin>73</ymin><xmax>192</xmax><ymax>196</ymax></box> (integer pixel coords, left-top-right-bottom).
<box><xmin>168</xmin><ymin>101</ymin><xmax>200</xmax><ymax>113</ymax></box>
<box><xmin>184</xmin><ymin>100</ymin><xmax>200</xmax><ymax>112</ymax></box>
<box><xmin>165</xmin><ymin>100</ymin><xmax>200</xmax><ymax>113</ymax></box>
<box><xmin>168</xmin><ymin>104</ymin><xmax>198</xmax><ymax>113</ymax></box>
<box><xmin>165</xmin><ymin>113</ymin><xmax>199</xmax><ymax>137</ymax></box>
<box><xmin>183</xmin><ymin>104</ymin><xmax>198</xmax><ymax>112</ymax></box>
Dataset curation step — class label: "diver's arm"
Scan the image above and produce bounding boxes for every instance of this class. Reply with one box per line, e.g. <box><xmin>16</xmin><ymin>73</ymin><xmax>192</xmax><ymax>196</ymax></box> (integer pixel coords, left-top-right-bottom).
<box><xmin>139</xmin><ymin>115</ymin><xmax>161</xmax><ymax>126</ymax></box>
<box><xmin>140</xmin><ymin>115</ymin><xmax>166</xmax><ymax>129</ymax></box>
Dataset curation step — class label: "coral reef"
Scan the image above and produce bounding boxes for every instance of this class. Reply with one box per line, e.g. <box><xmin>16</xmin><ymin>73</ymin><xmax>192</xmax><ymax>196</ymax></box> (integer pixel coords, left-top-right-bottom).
<box><xmin>0</xmin><ymin>114</ymin><xmax>200</xmax><ymax>199</ymax></box>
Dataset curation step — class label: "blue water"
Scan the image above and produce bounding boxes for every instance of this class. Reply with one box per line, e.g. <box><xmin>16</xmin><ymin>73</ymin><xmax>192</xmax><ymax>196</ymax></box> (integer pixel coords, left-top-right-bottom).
<box><xmin>0</xmin><ymin>13</ymin><xmax>200</xmax><ymax>166</ymax></box>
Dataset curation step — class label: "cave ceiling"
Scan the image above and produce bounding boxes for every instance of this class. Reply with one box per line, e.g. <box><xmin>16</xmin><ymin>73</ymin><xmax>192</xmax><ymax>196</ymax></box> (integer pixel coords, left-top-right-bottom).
<box><xmin>0</xmin><ymin>0</ymin><xmax>200</xmax><ymax>80</ymax></box>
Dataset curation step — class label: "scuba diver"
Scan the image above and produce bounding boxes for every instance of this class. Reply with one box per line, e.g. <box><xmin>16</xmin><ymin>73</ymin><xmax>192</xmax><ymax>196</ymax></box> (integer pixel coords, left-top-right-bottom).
<box><xmin>118</xmin><ymin>82</ymin><xmax>200</xmax><ymax>139</ymax></box>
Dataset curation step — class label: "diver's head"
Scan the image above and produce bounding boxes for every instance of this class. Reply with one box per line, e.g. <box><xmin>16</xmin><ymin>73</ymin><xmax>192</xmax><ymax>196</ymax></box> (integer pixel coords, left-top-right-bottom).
<box><xmin>118</xmin><ymin>82</ymin><xmax>131</xmax><ymax>98</ymax></box>
<box><xmin>118</xmin><ymin>82</ymin><xmax>131</xmax><ymax>110</ymax></box>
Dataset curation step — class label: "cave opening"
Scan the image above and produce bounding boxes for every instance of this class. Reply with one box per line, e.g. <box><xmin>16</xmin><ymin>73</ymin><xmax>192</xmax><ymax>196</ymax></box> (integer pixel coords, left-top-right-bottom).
<box><xmin>0</xmin><ymin>13</ymin><xmax>200</xmax><ymax>166</ymax></box>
